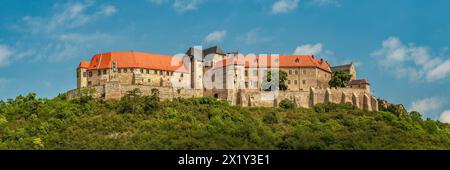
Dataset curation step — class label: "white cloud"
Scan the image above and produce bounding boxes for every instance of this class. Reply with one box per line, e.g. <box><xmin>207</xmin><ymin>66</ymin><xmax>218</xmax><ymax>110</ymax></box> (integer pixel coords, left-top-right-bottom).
<box><xmin>240</xmin><ymin>28</ymin><xmax>273</xmax><ymax>45</ymax></box>
<box><xmin>371</xmin><ymin>36</ymin><xmax>450</xmax><ymax>81</ymax></box>
<box><xmin>47</xmin><ymin>33</ymin><xmax>115</xmax><ymax>61</ymax></box>
<box><xmin>100</xmin><ymin>5</ymin><xmax>117</xmax><ymax>16</ymax></box>
<box><xmin>272</xmin><ymin>0</ymin><xmax>299</xmax><ymax>14</ymax></box>
<box><xmin>294</xmin><ymin>43</ymin><xmax>323</xmax><ymax>55</ymax></box>
<box><xmin>173</xmin><ymin>0</ymin><xmax>201</xmax><ymax>12</ymax></box>
<box><xmin>204</xmin><ymin>30</ymin><xmax>227</xmax><ymax>43</ymax></box>
<box><xmin>23</xmin><ymin>1</ymin><xmax>117</xmax><ymax>33</ymax></box>
<box><xmin>147</xmin><ymin>0</ymin><xmax>170</xmax><ymax>5</ymax></box>
<box><xmin>426</xmin><ymin>59</ymin><xmax>450</xmax><ymax>81</ymax></box>
<box><xmin>440</xmin><ymin>110</ymin><xmax>450</xmax><ymax>124</ymax></box>
<box><xmin>0</xmin><ymin>45</ymin><xmax>14</xmax><ymax>67</ymax></box>
<box><xmin>147</xmin><ymin>0</ymin><xmax>201</xmax><ymax>13</ymax></box>
<box><xmin>310</xmin><ymin>0</ymin><xmax>340</xmax><ymax>7</ymax></box>
<box><xmin>410</xmin><ymin>97</ymin><xmax>445</xmax><ymax>115</ymax></box>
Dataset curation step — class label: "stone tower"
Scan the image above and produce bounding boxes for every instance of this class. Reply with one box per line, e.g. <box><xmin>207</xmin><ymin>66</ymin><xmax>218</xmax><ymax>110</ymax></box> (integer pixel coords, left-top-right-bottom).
<box><xmin>186</xmin><ymin>46</ymin><xmax>204</xmax><ymax>89</ymax></box>
<box><xmin>77</xmin><ymin>61</ymin><xmax>89</xmax><ymax>89</ymax></box>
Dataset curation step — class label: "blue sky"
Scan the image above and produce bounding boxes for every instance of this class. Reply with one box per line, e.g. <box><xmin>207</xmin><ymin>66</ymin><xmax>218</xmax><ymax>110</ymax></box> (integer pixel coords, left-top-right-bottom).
<box><xmin>0</xmin><ymin>0</ymin><xmax>449</xmax><ymax>121</ymax></box>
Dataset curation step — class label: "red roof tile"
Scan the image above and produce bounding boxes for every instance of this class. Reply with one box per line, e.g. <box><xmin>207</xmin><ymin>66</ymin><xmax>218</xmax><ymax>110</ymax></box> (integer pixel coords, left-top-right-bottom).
<box><xmin>78</xmin><ymin>61</ymin><xmax>90</xmax><ymax>68</ymax></box>
<box><xmin>78</xmin><ymin>52</ymin><xmax>188</xmax><ymax>73</ymax></box>
<box><xmin>214</xmin><ymin>55</ymin><xmax>331</xmax><ymax>72</ymax></box>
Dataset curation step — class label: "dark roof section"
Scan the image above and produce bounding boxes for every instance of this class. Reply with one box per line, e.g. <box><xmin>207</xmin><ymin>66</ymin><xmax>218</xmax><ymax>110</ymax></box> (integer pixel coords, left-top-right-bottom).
<box><xmin>349</xmin><ymin>79</ymin><xmax>370</xmax><ymax>85</ymax></box>
<box><xmin>203</xmin><ymin>45</ymin><xmax>225</xmax><ymax>56</ymax></box>
<box><xmin>331</xmin><ymin>63</ymin><xmax>354</xmax><ymax>72</ymax></box>
<box><xmin>185</xmin><ymin>47</ymin><xmax>203</xmax><ymax>56</ymax></box>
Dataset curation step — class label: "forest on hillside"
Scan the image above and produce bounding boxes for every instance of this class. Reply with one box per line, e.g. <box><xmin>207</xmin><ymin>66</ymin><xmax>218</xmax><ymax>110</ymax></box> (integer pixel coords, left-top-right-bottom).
<box><xmin>1</xmin><ymin>90</ymin><xmax>450</xmax><ymax>150</ymax></box>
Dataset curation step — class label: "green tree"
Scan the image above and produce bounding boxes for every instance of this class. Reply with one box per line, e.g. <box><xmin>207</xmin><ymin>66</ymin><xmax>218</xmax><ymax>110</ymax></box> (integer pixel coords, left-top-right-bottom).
<box><xmin>328</xmin><ymin>71</ymin><xmax>352</xmax><ymax>88</ymax></box>
<box><xmin>279</xmin><ymin>99</ymin><xmax>295</xmax><ymax>109</ymax></box>
<box><xmin>263</xmin><ymin>70</ymin><xmax>288</xmax><ymax>91</ymax></box>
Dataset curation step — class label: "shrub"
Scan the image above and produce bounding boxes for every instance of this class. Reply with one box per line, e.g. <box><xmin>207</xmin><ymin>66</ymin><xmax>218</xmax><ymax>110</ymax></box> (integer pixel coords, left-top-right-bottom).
<box><xmin>279</xmin><ymin>99</ymin><xmax>295</xmax><ymax>109</ymax></box>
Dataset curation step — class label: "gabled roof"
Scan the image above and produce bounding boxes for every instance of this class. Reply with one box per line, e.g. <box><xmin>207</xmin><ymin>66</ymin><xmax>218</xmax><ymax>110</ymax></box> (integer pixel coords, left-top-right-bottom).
<box><xmin>78</xmin><ymin>52</ymin><xmax>188</xmax><ymax>73</ymax></box>
<box><xmin>213</xmin><ymin>55</ymin><xmax>331</xmax><ymax>72</ymax></box>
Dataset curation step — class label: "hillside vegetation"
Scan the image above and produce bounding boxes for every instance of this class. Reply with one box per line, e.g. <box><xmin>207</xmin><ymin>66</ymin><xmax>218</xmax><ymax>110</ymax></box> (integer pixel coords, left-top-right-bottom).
<box><xmin>1</xmin><ymin>91</ymin><xmax>450</xmax><ymax>150</ymax></box>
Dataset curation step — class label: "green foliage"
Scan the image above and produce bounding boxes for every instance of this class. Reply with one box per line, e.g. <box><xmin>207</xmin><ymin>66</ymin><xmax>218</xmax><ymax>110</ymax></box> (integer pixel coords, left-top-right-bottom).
<box><xmin>263</xmin><ymin>70</ymin><xmax>288</xmax><ymax>91</ymax></box>
<box><xmin>0</xmin><ymin>93</ymin><xmax>450</xmax><ymax>150</ymax></box>
<box><xmin>279</xmin><ymin>99</ymin><xmax>295</xmax><ymax>109</ymax></box>
<box><xmin>329</xmin><ymin>71</ymin><xmax>352</xmax><ymax>88</ymax></box>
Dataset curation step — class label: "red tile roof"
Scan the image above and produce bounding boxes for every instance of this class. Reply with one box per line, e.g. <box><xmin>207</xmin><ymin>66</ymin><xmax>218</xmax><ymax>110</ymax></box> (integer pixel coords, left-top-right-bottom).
<box><xmin>78</xmin><ymin>52</ymin><xmax>188</xmax><ymax>73</ymax></box>
<box><xmin>214</xmin><ymin>55</ymin><xmax>331</xmax><ymax>72</ymax></box>
<box><xmin>78</xmin><ymin>61</ymin><xmax>90</xmax><ymax>68</ymax></box>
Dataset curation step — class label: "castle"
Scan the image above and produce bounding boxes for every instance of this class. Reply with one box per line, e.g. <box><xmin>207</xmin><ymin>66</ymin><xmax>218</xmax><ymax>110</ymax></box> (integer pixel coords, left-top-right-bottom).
<box><xmin>67</xmin><ymin>45</ymin><xmax>379</xmax><ymax>111</ymax></box>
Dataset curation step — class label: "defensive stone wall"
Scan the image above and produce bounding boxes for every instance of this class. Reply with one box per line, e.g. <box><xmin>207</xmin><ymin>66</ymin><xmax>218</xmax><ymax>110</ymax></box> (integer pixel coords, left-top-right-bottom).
<box><xmin>67</xmin><ymin>83</ymin><xmax>378</xmax><ymax>111</ymax></box>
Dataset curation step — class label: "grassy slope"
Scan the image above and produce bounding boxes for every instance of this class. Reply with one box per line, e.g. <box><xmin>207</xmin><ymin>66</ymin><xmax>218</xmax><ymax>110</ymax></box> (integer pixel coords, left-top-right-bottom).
<box><xmin>1</xmin><ymin>93</ymin><xmax>450</xmax><ymax>150</ymax></box>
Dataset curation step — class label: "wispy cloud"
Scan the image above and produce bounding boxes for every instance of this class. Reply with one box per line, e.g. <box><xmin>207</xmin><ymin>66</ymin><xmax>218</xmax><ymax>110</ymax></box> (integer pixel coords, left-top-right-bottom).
<box><xmin>12</xmin><ymin>1</ymin><xmax>118</xmax><ymax>62</ymax></box>
<box><xmin>294</xmin><ymin>43</ymin><xmax>323</xmax><ymax>55</ymax></box>
<box><xmin>440</xmin><ymin>110</ymin><xmax>450</xmax><ymax>124</ymax></box>
<box><xmin>272</xmin><ymin>0</ymin><xmax>299</xmax><ymax>14</ymax></box>
<box><xmin>204</xmin><ymin>30</ymin><xmax>227</xmax><ymax>43</ymax></box>
<box><xmin>22</xmin><ymin>1</ymin><xmax>117</xmax><ymax>33</ymax></box>
<box><xmin>294</xmin><ymin>43</ymin><xmax>334</xmax><ymax>60</ymax></box>
<box><xmin>148</xmin><ymin>0</ymin><xmax>202</xmax><ymax>13</ymax></box>
<box><xmin>0</xmin><ymin>45</ymin><xmax>14</xmax><ymax>67</ymax></box>
<box><xmin>173</xmin><ymin>0</ymin><xmax>201</xmax><ymax>12</ymax></box>
<box><xmin>371</xmin><ymin>36</ymin><xmax>450</xmax><ymax>82</ymax></box>
<box><xmin>410</xmin><ymin>96</ymin><xmax>445</xmax><ymax>115</ymax></box>
<box><xmin>239</xmin><ymin>28</ymin><xmax>273</xmax><ymax>45</ymax></box>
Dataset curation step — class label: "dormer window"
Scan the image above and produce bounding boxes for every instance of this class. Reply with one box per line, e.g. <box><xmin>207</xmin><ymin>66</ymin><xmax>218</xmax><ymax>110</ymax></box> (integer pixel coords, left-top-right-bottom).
<box><xmin>295</xmin><ymin>58</ymin><xmax>300</xmax><ymax>63</ymax></box>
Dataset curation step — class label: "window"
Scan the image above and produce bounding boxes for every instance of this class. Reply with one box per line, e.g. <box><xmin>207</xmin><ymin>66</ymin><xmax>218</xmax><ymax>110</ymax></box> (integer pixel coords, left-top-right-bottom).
<box><xmin>302</xmin><ymin>80</ymin><xmax>306</xmax><ymax>84</ymax></box>
<box><xmin>160</xmin><ymin>71</ymin><xmax>163</xmax><ymax>75</ymax></box>
<box><xmin>181</xmin><ymin>73</ymin><xmax>184</xmax><ymax>77</ymax></box>
<box><xmin>295</xmin><ymin>70</ymin><xmax>299</xmax><ymax>75</ymax></box>
<box><xmin>98</xmin><ymin>70</ymin><xmax>102</xmax><ymax>75</ymax></box>
<box><xmin>154</xmin><ymin>70</ymin><xmax>157</xmax><ymax>74</ymax></box>
<box><xmin>140</xmin><ymin>68</ymin><xmax>144</xmax><ymax>73</ymax></box>
<box><xmin>212</xmin><ymin>74</ymin><xmax>215</xmax><ymax>82</ymax></box>
<box><xmin>295</xmin><ymin>58</ymin><xmax>300</xmax><ymax>63</ymax></box>
<box><xmin>83</xmin><ymin>72</ymin><xmax>87</xmax><ymax>77</ymax></box>
<box><xmin>289</xmin><ymin>70</ymin><xmax>292</xmax><ymax>75</ymax></box>
<box><xmin>245</xmin><ymin>70</ymin><xmax>248</xmax><ymax>76</ymax></box>
<box><xmin>124</xmin><ymin>68</ymin><xmax>128</xmax><ymax>73</ymax></box>
<box><xmin>245</xmin><ymin>82</ymin><xmax>249</xmax><ymax>88</ymax></box>
<box><xmin>146</xmin><ymin>69</ymin><xmax>150</xmax><ymax>74</ymax></box>
<box><xmin>288</xmin><ymin>80</ymin><xmax>291</xmax><ymax>84</ymax></box>
<box><xmin>303</xmin><ymin>70</ymin><xmax>306</xmax><ymax>75</ymax></box>
<box><xmin>166</xmin><ymin>71</ymin><xmax>170</xmax><ymax>76</ymax></box>
<box><xmin>148</xmin><ymin>79</ymin><xmax>151</xmax><ymax>83</ymax></box>
<box><xmin>88</xmin><ymin>81</ymin><xmax>92</xmax><ymax>86</ymax></box>
<box><xmin>130</xmin><ymin>68</ymin><xmax>134</xmax><ymax>72</ymax></box>
<box><xmin>88</xmin><ymin>71</ymin><xmax>93</xmax><ymax>77</ymax></box>
<box><xmin>294</xmin><ymin>80</ymin><xmax>298</xmax><ymax>85</ymax></box>
<box><xmin>118</xmin><ymin>68</ymin><xmax>122</xmax><ymax>73</ymax></box>
<box><xmin>103</xmin><ymin>69</ymin><xmax>107</xmax><ymax>75</ymax></box>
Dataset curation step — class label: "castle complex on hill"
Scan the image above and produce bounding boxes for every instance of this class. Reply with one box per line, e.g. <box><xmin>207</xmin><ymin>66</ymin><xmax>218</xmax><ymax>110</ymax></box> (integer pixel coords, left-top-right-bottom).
<box><xmin>67</xmin><ymin>45</ymin><xmax>379</xmax><ymax>111</ymax></box>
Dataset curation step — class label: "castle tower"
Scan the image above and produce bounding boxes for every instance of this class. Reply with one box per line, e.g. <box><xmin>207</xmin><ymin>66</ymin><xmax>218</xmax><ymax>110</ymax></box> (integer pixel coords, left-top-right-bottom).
<box><xmin>77</xmin><ymin>61</ymin><xmax>90</xmax><ymax>89</ymax></box>
<box><xmin>186</xmin><ymin>46</ymin><xmax>204</xmax><ymax>89</ymax></box>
